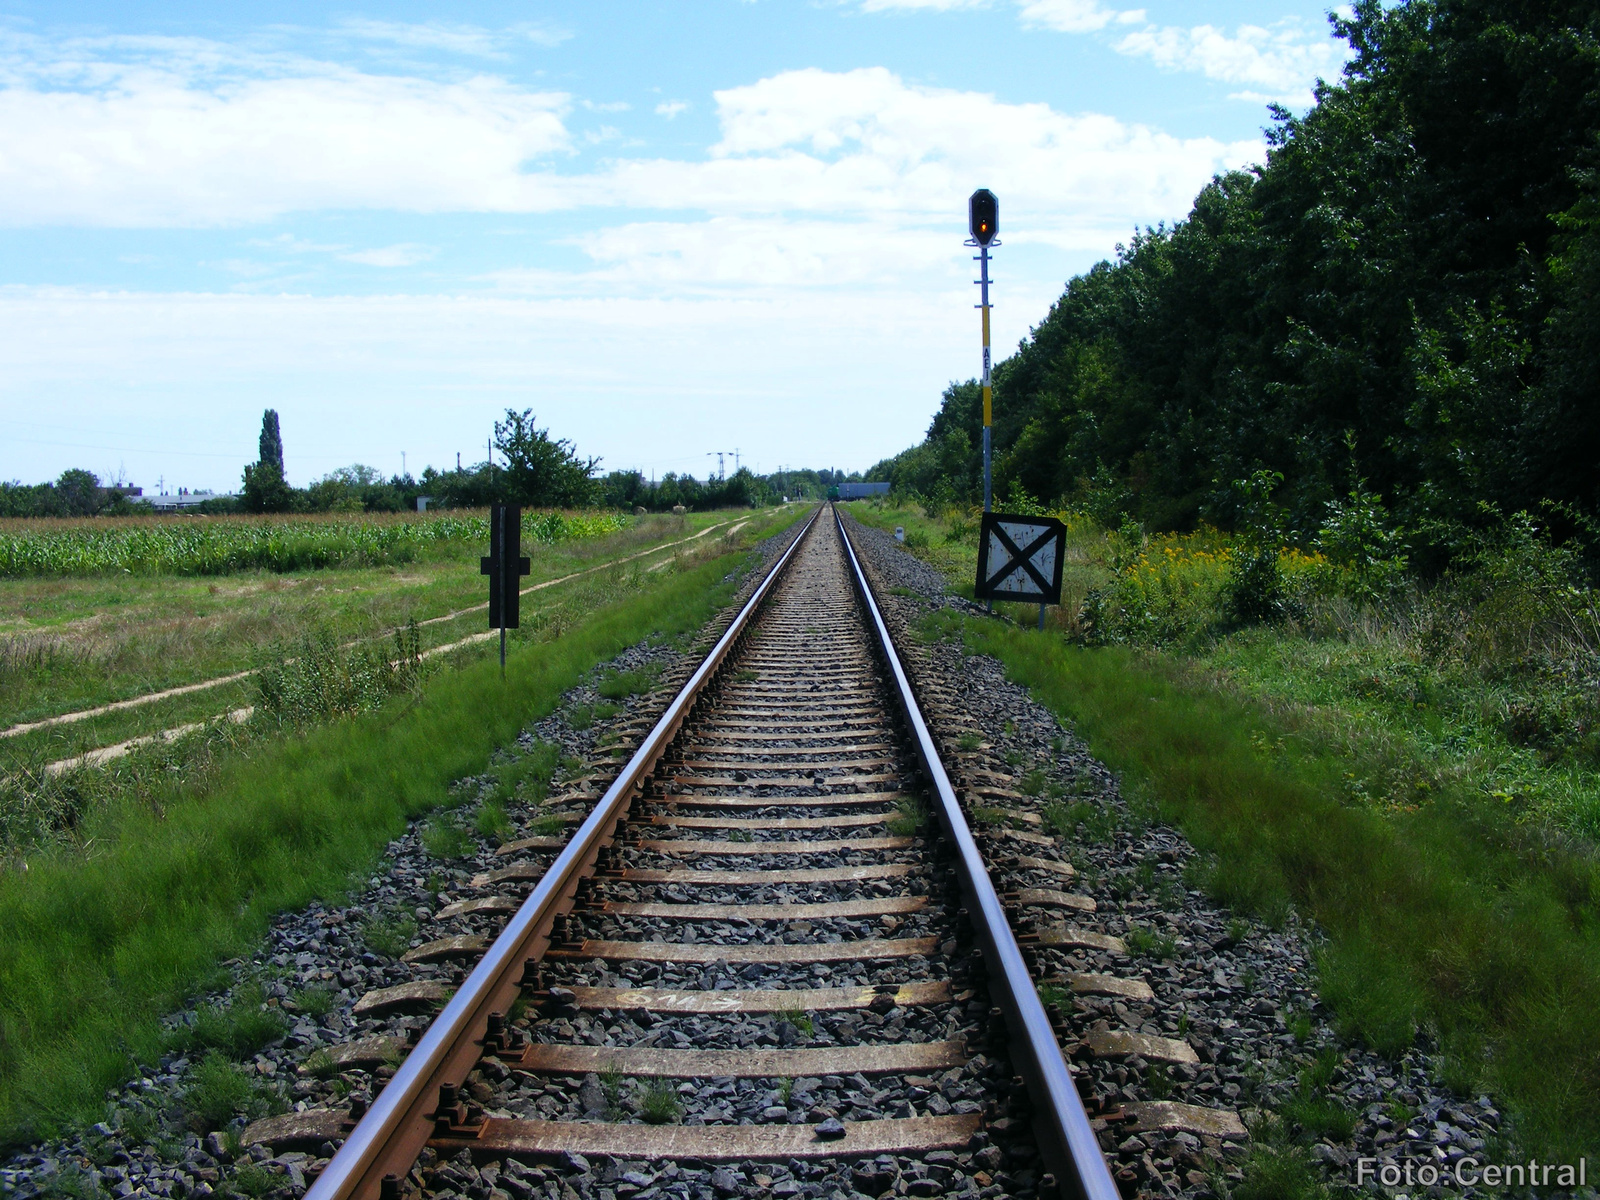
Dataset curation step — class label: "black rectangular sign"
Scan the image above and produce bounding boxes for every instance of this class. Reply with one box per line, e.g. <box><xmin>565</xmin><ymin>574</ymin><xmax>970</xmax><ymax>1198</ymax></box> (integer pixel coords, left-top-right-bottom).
<box><xmin>481</xmin><ymin>505</ymin><xmax>532</xmax><ymax>629</ymax></box>
<box><xmin>974</xmin><ymin>512</ymin><xmax>1066</xmax><ymax>604</ymax></box>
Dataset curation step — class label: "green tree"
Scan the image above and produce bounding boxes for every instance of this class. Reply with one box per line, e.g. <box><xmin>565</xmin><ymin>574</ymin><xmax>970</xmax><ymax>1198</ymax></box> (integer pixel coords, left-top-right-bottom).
<box><xmin>874</xmin><ymin>0</ymin><xmax>1600</xmax><ymax>549</ymax></box>
<box><xmin>258</xmin><ymin>410</ymin><xmax>284</xmax><ymax>475</ymax></box>
<box><xmin>241</xmin><ymin>462</ymin><xmax>293</xmax><ymax>513</ymax></box>
<box><xmin>492</xmin><ymin>409</ymin><xmax>598</xmax><ymax>507</ymax></box>
<box><xmin>242</xmin><ymin>408</ymin><xmax>293</xmax><ymax>512</ymax></box>
<box><xmin>54</xmin><ymin>469</ymin><xmax>103</xmax><ymax>517</ymax></box>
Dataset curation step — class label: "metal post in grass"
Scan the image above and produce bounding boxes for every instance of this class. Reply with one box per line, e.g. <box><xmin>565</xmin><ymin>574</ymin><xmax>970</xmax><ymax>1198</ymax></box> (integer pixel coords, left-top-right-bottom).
<box><xmin>968</xmin><ymin>189</ymin><xmax>999</xmax><ymax>515</ymax></box>
<box><xmin>481</xmin><ymin>506</ymin><xmax>530</xmax><ymax>676</ymax></box>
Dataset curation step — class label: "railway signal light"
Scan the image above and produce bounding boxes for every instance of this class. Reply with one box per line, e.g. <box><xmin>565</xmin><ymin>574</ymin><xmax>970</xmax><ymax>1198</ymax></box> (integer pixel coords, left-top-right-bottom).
<box><xmin>969</xmin><ymin>188</ymin><xmax>998</xmax><ymax>246</ymax></box>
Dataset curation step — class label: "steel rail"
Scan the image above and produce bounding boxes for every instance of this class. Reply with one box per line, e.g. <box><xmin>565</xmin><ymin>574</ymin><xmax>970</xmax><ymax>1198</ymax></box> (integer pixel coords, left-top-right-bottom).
<box><xmin>833</xmin><ymin>505</ymin><xmax>1119</xmax><ymax>1200</ymax></box>
<box><xmin>305</xmin><ymin>505</ymin><xmax>822</xmax><ymax>1200</ymax></box>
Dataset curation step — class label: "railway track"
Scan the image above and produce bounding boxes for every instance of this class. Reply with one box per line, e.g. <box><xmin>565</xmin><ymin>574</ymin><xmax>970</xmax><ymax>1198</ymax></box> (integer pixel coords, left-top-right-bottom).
<box><xmin>242</xmin><ymin>507</ymin><xmax>1189</xmax><ymax>1200</ymax></box>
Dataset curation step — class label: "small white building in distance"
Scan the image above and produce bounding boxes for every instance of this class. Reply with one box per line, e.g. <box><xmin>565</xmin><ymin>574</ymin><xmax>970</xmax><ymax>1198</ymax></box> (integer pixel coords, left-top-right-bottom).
<box><xmin>144</xmin><ymin>490</ymin><xmax>234</xmax><ymax>512</ymax></box>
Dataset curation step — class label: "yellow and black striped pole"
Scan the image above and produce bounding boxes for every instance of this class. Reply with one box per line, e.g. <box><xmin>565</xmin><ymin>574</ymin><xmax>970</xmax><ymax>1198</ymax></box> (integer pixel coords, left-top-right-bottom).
<box><xmin>968</xmin><ymin>189</ymin><xmax>998</xmax><ymax>513</ymax></box>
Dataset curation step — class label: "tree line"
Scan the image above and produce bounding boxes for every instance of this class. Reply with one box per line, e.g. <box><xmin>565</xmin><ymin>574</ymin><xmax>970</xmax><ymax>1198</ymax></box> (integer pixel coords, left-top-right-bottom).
<box><xmin>1</xmin><ymin>409</ymin><xmax>855</xmax><ymax>518</ymax></box>
<box><xmin>871</xmin><ymin>0</ymin><xmax>1600</xmax><ymax>567</ymax></box>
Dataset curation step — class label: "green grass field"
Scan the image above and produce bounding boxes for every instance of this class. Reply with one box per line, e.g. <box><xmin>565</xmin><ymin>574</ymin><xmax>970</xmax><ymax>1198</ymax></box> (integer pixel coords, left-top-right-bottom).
<box><xmin>0</xmin><ymin>510</ymin><xmax>740</xmax><ymax>771</ymax></box>
<box><xmin>0</xmin><ymin>504</ymin><xmax>803</xmax><ymax>1145</ymax></box>
<box><xmin>847</xmin><ymin>499</ymin><xmax>1600</xmax><ymax>1159</ymax></box>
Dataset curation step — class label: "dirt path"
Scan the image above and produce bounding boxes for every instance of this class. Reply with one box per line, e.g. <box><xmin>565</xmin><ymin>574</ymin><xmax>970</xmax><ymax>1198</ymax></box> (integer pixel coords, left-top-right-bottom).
<box><xmin>3</xmin><ymin>519</ymin><xmax>734</xmax><ymax>742</ymax></box>
<box><xmin>43</xmin><ymin>708</ymin><xmax>255</xmax><ymax>776</ymax></box>
<box><xmin>32</xmin><ymin>515</ymin><xmax>769</xmax><ymax>775</ymax></box>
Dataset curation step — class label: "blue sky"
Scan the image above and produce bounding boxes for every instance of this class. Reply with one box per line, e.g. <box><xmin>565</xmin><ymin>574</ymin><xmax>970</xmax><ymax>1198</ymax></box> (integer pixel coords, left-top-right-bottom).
<box><xmin>0</xmin><ymin>0</ymin><xmax>1352</xmax><ymax>493</ymax></box>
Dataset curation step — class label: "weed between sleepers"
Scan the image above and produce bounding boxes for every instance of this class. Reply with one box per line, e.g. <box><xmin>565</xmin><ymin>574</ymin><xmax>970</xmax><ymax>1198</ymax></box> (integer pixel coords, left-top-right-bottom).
<box><xmin>597</xmin><ymin>665</ymin><xmax>661</xmax><ymax>700</ymax></box>
<box><xmin>288</xmin><ymin>984</ymin><xmax>334</xmax><ymax>1017</ymax></box>
<box><xmin>488</xmin><ymin>741</ymin><xmax>561</xmax><ymax>804</ymax></box>
<box><xmin>886</xmin><ymin>796</ymin><xmax>926</xmax><ymax>837</ymax></box>
<box><xmin>525</xmin><ymin>814</ymin><xmax>567</xmax><ymax>838</ymax></box>
<box><xmin>637</xmin><ymin>1079</ymin><xmax>683</xmax><ymax>1125</ymax></box>
<box><xmin>1123</xmin><ymin>926</ymin><xmax>1178</xmax><ymax>960</ymax></box>
<box><xmin>362</xmin><ymin>915</ymin><xmax>418</xmax><ymax>960</ymax></box>
<box><xmin>565</xmin><ymin>702</ymin><xmax>619</xmax><ymax>731</ymax></box>
<box><xmin>422</xmin><ymin>820</ymin><xmax>471</xmax><ymax>861</ymax></box>
<box><xmin>166</xmin><ymin>982</ymin><xmax>286</xmax><ymax>1060</ymax></box>
<box><xmin>184</xmin><ymin>1052</ymin><xmax>272</xmax><ymax>1131</ymax></box>
<box><xmin>474</xmin><ymin>801</ymin><xmax>514</xmax><ymax>844</ymax></box>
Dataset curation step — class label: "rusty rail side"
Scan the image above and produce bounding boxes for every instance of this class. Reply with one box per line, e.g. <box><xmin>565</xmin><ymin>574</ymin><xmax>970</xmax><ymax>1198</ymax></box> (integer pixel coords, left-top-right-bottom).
<box><xmin>833</xmin><ymin>505</ymin><xmax>1120</xmax><ymax>1200</ymax></box>
<box><xmin>304</xmin><ymin>505</ymin><xmax>821</xmax><ymax>1200</ymax></box>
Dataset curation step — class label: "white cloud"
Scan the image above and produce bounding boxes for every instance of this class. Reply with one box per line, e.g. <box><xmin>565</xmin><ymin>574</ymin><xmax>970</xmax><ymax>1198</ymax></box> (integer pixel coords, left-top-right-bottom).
<box><xmin>1012</xmin><ymin>2</ymin><xmax>1346</xmax><ymax>105</ymax></box>
<box><xmin>492</xmin><ymin>217</ymin><xmax>958</xmax><ymax>293</ymax></box>
<box><xmin>336</xmin><ymin>19</ymin><xmax>570</xmax><ymax>55</ymax></box>
<box><xmin>339</xmin><ymin>243</ymin><xmax>435</xmax><ymax>267</ymax></box>
<box><xmin>247</xmin><ymin>233</ymin><xmax>344</xmax><ymax>253</ymax></box>
<box><xmin>1017</xmin><ymin>0</ymin><xmax>1140</xmax><ymax>33</ymax></box>
<box><xmin>582</xmin><ymin>99</ymin><xmax>631</xmax><ymax>112</ymax></box>
<box><xmin>337</xmin><ymin>20</ymin><xmax>505</xmax><ymax>57</ymax></box>
<box><xmin>609</xmin><ymin>66</ymin><xmax>1259</xmax><ymax>229</ymax></box>
<box><xmin>859</xmin><ymin>0</ymin><xmax>988</xmax><ymax>12</ymax></box>
<box><xmin>1114</xmin><ymin>19</ymin><xmax>1348</xmax><ymax>102</ymax></box>
<box><xmin>0</xmin><ymin>31</ymin><xmax>1257</xmax><ymax>233</ymax></box>
<box><xmin>0</xmin><ymin>53</ymin><xmax>572</xmax><ymax>225</ymax></box>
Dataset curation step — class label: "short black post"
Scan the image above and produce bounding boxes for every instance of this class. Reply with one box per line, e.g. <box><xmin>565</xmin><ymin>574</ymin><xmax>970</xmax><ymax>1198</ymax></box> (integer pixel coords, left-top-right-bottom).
<box><xmin>481</xmin><ymin>505</ymin><xmax>531</xmax><ymax>678</ymax></box>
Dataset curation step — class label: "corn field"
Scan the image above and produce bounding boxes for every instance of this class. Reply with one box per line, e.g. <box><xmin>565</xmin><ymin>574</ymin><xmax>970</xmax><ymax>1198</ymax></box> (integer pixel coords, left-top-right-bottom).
<box><xmin>0</xmin><ymin>510</ymin><xmax>626</xmax><ymax>577</ymax></box>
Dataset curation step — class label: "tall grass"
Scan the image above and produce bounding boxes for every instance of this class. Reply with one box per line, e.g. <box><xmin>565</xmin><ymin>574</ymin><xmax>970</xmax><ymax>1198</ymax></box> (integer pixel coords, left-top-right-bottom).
<box><xmin>253</xmin><ymin>621</ymin><xmax>428</xmax><ymax>725</ymax></box>
<box><xmin>953</xmin><ymin>615</ymin><xmax>1600</xmax><ymax>1159</ymax></box>
<box><xmin>0</xmin><ymin>509</ymin><xmax>624</xmax><ymax>578</ymax></box>
<box><xmin>0</xmin><ymin>534</ymin><xmax>768</xmax><ymax>1144</ymax></box>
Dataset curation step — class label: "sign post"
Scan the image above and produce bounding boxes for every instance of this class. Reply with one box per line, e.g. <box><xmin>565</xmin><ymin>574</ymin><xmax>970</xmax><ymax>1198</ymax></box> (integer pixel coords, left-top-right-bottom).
<box><xmin>974</xmin><ymin>512</ymin><xmax>1066</xmax><ymax>630</ymax></box>
<box><xmin>967</xmin><ymin>189</ymin><xmax>999</xmax><ymax>514</ymax></box>
<box><xmin>480</xmin><ymin>506</ymin><xmax>530</xmax><ymax>675</ymax></box>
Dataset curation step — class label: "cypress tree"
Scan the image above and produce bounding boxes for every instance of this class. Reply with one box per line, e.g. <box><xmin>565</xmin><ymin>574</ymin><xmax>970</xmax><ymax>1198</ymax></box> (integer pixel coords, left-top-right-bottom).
<box><xmin>259</xmin><ymin>410</ymin><xmax>284</xmax><ymax>474</ymax></box>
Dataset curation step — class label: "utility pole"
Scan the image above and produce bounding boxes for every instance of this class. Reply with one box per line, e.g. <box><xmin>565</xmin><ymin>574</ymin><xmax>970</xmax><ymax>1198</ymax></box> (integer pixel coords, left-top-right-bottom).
<box><xmin>968</xmin><ymin>189</ymin><xmax>999</xmax><ymax>513</ymax></box>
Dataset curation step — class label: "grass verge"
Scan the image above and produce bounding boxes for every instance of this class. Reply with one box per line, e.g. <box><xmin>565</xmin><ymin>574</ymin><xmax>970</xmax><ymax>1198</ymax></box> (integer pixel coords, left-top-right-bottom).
<box><xmin>0</xmin><ymin>522</ymin><xmax>793</xmax><ymax>1146</ymax></box>
<box><xmin>937</xmin><ymin>612</ymin><xmax>1600</xmax><ymax>1159</ymax></box>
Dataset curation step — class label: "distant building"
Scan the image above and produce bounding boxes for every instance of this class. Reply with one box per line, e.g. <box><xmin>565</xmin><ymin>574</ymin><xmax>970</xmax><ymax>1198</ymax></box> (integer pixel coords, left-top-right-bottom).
<box><xmin>145</xmin><ymin>490</ymin><xmax>233</xmax><ymax>512</ymax></box>
<box><xmin>835</xmin><ymin>482</ymin><xmax>890</xmax><ymax>500</ymax></box>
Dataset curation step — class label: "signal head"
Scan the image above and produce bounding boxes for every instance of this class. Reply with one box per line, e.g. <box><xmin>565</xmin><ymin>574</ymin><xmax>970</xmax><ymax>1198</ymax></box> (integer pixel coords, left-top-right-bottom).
<box><xmin>969</xmin><ymin>188</ymin><xmax>998</xmax><ymax>246</ymax></box>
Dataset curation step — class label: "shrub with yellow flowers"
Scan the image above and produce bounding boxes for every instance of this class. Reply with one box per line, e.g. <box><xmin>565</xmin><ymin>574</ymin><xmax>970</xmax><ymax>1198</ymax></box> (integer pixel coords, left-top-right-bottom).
<box><xmin>1077</xmin><ymin>524</ymin><xmax>1325</xmax><ymax>647</ymax></box>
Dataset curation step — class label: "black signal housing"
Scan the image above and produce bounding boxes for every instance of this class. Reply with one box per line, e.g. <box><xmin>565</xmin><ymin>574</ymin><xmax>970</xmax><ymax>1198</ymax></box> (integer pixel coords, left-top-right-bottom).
<box><xmin>969</xmin><ymin>188</ymin><xmax>998</xmax><ymax>246</ymax></box>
